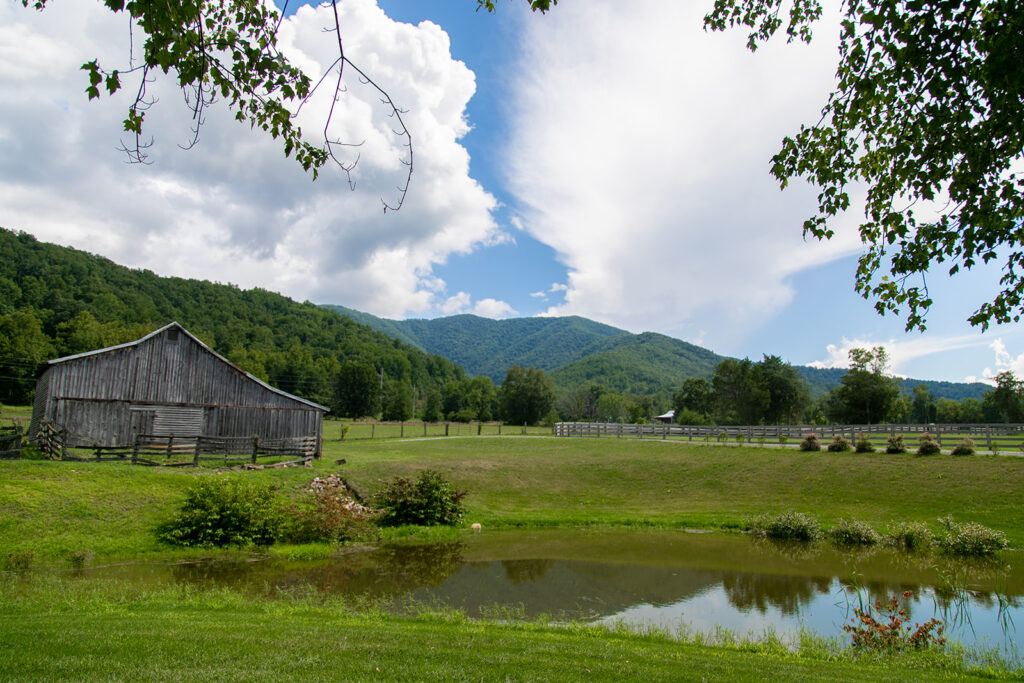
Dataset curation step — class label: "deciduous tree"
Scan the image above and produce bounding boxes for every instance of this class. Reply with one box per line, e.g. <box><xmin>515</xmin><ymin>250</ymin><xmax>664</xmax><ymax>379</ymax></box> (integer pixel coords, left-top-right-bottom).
<box><xmin>500</xmin><ymin>365</ymin><xmax>555</xmax><ymax>425</ymax></box>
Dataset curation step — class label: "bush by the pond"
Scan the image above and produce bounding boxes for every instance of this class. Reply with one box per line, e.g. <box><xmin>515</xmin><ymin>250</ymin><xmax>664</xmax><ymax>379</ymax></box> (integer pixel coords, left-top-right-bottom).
<box><xmin>373</xmin><ymin>470</ymin><xmax>466</xmax><ymax>527</ymax></box>
<box><xmin>916</xmin><ymin>433</ymin><xmax>942</xmax><ymax>456</ymax></box>
<box><xmin>799</xmin><ymin>434</ymin><xmax>821</xmax><ymax>452</ymax></box>
<box><xmin>748</xmin><ymin>511</ymin><xmax>823</xmax><ymax>542</ymax></box>
<box><xmin>828</xmin><ymin>518</ymin><xmax>879</xmax><ymax>546</ymax></box>
<box><xmin>283</xmin><ymin>488</ymin><xmax>378</xmax><ymax>544</ymax></box>
<box><xmin>883</xmin><ymin>521</ymin><xmax>935</xmax><ymax>551</ymax></box>
<box><xmin>157</xmin><ymin>478</ymin><xmax>282</xmax><ymax>548</ymax></box>
<box><xmin>855</xmin><ymin>436</ymin><xmax>876</xmax><ymax>453</ymax></box>
<box><xmin>950</xmin><ymin>438</ymin><xmax>976</xmax><ymax>456</ymax></box>
<box><xmin>827</xmin><ymin>436</ymin><xmax>851</xmax><ymax>452</ymax></box>
<box><xmin>935</xmin><ymin>516</ymin><xmax>1008</xmax><ymax>556</ymax></box>
<box><xmin>844</xmin><ymin>591</ymin><xmax>945</xmax><ymax>651</ymax></box>
<box><xmin>886</xmin><ymin>435</ymin><xmax>907</xmax><ymax>454</ymax></box>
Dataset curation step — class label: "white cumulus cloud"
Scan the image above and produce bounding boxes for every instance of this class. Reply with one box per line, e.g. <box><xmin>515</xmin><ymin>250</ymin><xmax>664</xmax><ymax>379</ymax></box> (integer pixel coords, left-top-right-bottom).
<box><xmin>0</xmin><ymin>0</ymin><xmax>498</xmax><ymax>316</ymax></box>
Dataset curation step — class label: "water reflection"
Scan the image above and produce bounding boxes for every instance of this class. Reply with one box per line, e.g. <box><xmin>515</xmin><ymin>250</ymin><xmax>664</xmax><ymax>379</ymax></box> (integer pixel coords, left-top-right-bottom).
<box><xmin>82</xmin><ymin>530</ymin><xmax>1022</xmax><ymax>654</ymax></box>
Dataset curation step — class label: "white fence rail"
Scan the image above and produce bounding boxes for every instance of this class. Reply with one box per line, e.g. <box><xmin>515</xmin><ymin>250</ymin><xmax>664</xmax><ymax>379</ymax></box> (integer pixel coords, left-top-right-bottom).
<box><xmin>554</xmin><ymin>422</ymin><xmax>1024</xmax><ymax>451</ymax></box>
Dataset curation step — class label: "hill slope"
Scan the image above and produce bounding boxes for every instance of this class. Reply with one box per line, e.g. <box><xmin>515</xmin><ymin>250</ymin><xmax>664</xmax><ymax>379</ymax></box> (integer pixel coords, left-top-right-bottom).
<box><xmin>0</xmin><ymin>229</ymin><xmax>465</xmax><ymax>408</ymax></box>
<box><xmin>323</xmin><ymin>305</ymin><xmax>990</xmax><ymax>402</ymax></box>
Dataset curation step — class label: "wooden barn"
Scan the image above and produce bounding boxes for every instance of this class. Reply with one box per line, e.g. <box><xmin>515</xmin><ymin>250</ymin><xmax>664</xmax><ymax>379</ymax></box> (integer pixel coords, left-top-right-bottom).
<box><xmin>29</xmin><ymin>322</ymin><xmax>326</xmax><ymax>455</ymax></box>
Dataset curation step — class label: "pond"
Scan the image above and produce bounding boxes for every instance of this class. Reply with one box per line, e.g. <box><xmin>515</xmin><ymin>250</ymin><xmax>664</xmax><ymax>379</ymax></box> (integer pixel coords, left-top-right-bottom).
<box><xmin>85</xmin><ymin>529</ymin><xmax>1022</xmax><ymax>659</ymax></box>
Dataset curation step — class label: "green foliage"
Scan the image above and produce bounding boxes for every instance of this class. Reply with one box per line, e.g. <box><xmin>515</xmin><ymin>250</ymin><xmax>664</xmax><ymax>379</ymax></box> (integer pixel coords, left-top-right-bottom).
<box><xmin>67</xmin><ymin>549</ymin><xmax>94</xmax><ymax>569</ymax></box>
<box><xmin>915</xmin><ymin>433</ymin><xmax>942</xmax><ymax>456</ymax></box>
<box><xmin>157</xmin><ymin>478</ymin><xmax>281</xmax><ymax>548</ymax></box>
<box><xmin>825</xmin><ymin>347</ymin><xmax>900</xmax><ymax>424</ymax></box>
<box><xmin>3</xmin><ymin>550</ymin><xmax>34</xmax><ymax>571</ymax></box>
<box><xmin>421</xmin><ymin>389</ymin><xmax>442</xmax><ymax>422</ymax></box>
<box><xmin>950</xmin><ymin>438</ymin><xmax>976</xmax><ymax>456</ymax></box>
<box><xmin>883</xmin><ymin>521</ymin><xmax>935</xmax><ymax>551</ymax></box>
<box><xmin>855</xmin><ymin>436</ymin><xmax>876</xmax><ymax>453</ymax></box>
<box><xmin>747</xmin><ymin>511</ymin><xmax>823</xmax><ymax>541</ymax></box>
<box><xmin>886</xmin><ymin>435</ymin><xmax>908</xmax><ymax>454</ymax></box>
<box><xmin>0</xmin><ymin>229</ymin><xmax>465</xmax><ymax>408</ymax></box>
<box><xmin>712</xmin><ymin>358</ymin><xmax>769</xmax><ymax>425</ymax></box>
<box><xmin>335</xmin><ymin>361</ymin><xmax>381</xmax><ymax>418</ymax></box>
<box><xmin>935</xmin><ymin>516</ymin><xmax>1008</xmax><ymax>556</ymax></box>
<box><xmin>282</xmin><ymin>489</ymin><xmax>377</xmax><ymax>544</ymax></box>
<box><xmin>982</xmin><ymin>370</ymin><xmax>1024</xmax><ymax>422</ymax></box>
<box><xmin>372</xmin><ymin>470</ymin><xmax>466</xmax><ymax>527</ymax></box>
<box><xmin>382</xmin><ymin>380</ymin><xmax>414</xmax><ymax>422</ymax></box>
<box><xmin>500</xmin><ymin>366</ymin><xmax>555</xmax><ymax>425</ymax></box>
<box><xmin>828</xmin><ymin>518</ymin><xmax>879</xmax><ymax>546</ymax></box>
<box><xmin>843</xmin><ymin>592</ymin><xmax>945</xmax><ymax>651</ymax></box>
<box><xmin>826</xmin><ymin>436</ymin><xmax>851</xmax><ymax>452</ymax></box>
<box><xmin>705</xmin><ymin>0</ymin><xmax>1024</xmax><ymax>331</ymax></box>
<box><xmin>799</xmin><ymin>433</ymin><xmax>821</xmax><ymax>451</ymax></box>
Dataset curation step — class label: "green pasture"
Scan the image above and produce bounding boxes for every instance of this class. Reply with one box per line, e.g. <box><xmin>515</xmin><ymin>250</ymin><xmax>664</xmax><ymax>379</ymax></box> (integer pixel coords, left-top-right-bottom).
<box><xmin>2</xmin><ymin>434</ymin><xmax>1024</xmax><ymax>563</ymax></box>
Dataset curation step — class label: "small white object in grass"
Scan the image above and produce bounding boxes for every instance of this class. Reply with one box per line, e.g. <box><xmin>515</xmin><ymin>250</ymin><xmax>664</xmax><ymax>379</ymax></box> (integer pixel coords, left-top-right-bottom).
<box><xmin>470</xmin><ymin>523</ymin><xmax>482</xmax><ymax>532</ymax></box>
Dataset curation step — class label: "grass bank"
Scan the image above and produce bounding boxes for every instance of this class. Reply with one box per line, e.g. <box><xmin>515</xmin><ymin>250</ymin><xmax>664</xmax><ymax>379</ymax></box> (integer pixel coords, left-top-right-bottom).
<box><xmin>2</xmin><ymin>436</ymin><xmax>1024</xmax><ymax>562</ymax></box>
<box><xmin>0</xmin><ymin>576</ymin><xmax>1018</xmax><ymax>682</ymax></box>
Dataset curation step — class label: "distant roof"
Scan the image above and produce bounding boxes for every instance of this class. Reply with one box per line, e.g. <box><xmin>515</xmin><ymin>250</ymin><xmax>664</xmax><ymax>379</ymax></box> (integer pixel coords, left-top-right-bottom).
<box><xmin>656</xmin><ymin>410</ymin><xmax>675</xmax><ymax>419</ymax></box>
<box><xmin>48</xmin><ymin>321</ymin><xmax>328</xmax><ymax>412</ymax></box>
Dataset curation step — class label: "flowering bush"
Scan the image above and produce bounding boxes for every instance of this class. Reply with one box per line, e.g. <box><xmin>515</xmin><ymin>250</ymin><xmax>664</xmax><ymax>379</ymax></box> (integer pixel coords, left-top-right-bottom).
<box><xmin>916</xmin><ymin>433</ymin><xmax>942</xmax><ymax>456</ymax></box>
<box><xmin>799</xmin><ymin>433</ymin><xmax>821</xmax><ymax>451</ymax></box>
<box><xmin>936</xmin><ymin>516</ymin><xmax>1008</xmax><ymax>556</ymax></box>
<box><xmin>883</xmin><ymin>521</ymin><xmax>934</xmax><ymax>551</ymax></box>
<box><xmin>844</xmin><ymin>591</ymin><xmax>945</xmax><ymax>651</ymax></box>
<box><xmin>886</xmin><ymin>435</ymin><xmax>907</xmax><ymax>454</ymax></box>
<box><xmin>855</xmin><ymin>436</ymin><xmax>876</xmax><ymax>453</ymax></box>
<box><xmin>827</xmin><ymin>436</ymin><xmax>851</xmax><ymax>452</ymax></box>
<box><xmin>748</xmin><ymin>511</ymin><xmax>823</xmax><ymax>542</ymax></box>
<box><xmin>950</xmin><ymin>438</ymin><xmax>976</xmax><ymax>456</ymax></box>
<box><xmin>829</xmin><ymin>518</ymin><xmax>880</xmax><ymax>546</ymax></box>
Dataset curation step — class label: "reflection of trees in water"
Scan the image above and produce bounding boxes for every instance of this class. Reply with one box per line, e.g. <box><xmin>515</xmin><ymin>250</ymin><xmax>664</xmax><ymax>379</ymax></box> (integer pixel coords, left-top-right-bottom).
<box><xmin>722</xmin><ymin>572</ymin><xmax>831</xmax><ymax>616</ymax></box>
<box><xmin>749</xmin><ymin>538</ymin><xmax>822</xmax><ymax>563</ymax></box>
<box><xmin>371</xmin><ymin>542</ymin><xmax>466</xmax><ymax>589</ymax></box>
<box><xmin>502</xmin><ymin>559</ymin><xmax>553</xmax><ymax>585</ymax></box>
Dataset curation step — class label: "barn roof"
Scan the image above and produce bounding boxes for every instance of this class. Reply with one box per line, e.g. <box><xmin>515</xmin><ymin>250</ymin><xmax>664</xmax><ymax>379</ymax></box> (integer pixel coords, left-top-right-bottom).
<box><xmin>48</xmin><ymin>321</ymin><xmax>328</xmax><ymax>412</ymax></box>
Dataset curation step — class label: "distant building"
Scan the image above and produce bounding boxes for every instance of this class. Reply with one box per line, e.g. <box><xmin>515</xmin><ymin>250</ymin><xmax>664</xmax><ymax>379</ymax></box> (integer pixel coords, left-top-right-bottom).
<box><xmin>655</xmin><ymin>410</ymin><xmax>675</xmax><ymax>424</ymax></box>
<box><xmin>29</xmin><ymin>322</ymin><xmax>326</xmax><ymax>454</ymax></box>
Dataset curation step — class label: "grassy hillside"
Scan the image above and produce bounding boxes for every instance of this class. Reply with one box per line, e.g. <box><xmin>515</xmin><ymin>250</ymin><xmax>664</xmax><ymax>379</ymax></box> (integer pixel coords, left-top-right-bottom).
<box><xmin>0</xmin><ymin>229</ymin><xmax>465</xmax><ymax>408</ymax></box>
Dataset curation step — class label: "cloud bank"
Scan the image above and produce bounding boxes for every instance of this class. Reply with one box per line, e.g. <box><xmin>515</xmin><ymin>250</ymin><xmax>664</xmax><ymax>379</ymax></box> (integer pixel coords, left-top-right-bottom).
<box><xmin>504</xmin><ymin>1</ymin><xmax>866</xmax><ymax>347</ymax></box>
<box><xmin>0</xmin><ymin>0</ymin><xmax>500</xmax><ymax>317</ymax></box>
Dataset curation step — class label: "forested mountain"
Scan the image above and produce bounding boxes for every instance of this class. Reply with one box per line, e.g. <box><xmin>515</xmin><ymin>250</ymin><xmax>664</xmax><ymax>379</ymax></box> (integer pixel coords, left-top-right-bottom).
<box><xmin>0</xmin><ymin>229</ymin><xmax>465</xmax><ymax>408</ymax></box>
<box><xmin>324</xmin><ymin>305</ymin><xmax>990</xmax><ymax>403</ymax></box>
<box><xmin>323</xmin><ymin>305</ymin><xmax>626</xmax><ymax>381</ymax></box>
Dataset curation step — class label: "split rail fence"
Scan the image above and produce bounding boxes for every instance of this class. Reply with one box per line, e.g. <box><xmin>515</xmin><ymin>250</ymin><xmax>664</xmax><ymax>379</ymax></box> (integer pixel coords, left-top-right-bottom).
<box><xmin>554</xmin><ymin>422</ymin><xmax>1024</xmax><ymax>452</ymax></box>
<box><xmin>0</xmin><ymin>425</ymin><xmax>22</xmax><ymax>459</ymax></box>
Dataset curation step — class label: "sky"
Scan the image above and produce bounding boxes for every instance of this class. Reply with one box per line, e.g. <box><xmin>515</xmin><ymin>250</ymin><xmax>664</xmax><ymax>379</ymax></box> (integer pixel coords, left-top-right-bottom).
<box><xmin>2</xmin><ymin>0</ymin><xmax>1023</xmax><ymax>384</ymax></box>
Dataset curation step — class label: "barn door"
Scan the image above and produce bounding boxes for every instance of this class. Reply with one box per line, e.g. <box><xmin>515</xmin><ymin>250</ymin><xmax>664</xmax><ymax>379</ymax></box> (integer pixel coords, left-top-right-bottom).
<box><xmin>152</xmin><ymin>407</ymin><xmax>204</xmax><ymax>441</ymax></box>
<box><xmin>128</xmin><ymin>408</ymin><xmax>155</xmax><ymax>442</ymax></box>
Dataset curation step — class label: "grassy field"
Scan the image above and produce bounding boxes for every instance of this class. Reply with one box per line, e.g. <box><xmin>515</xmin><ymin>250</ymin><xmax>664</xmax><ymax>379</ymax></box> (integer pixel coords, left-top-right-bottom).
<box><xmin>0</xmin><ymin>576</ymin><xmax>1018</xmax><ymax>682</ymax></box>
<box><xmin>2</xmin><ymin>434</ymin><xmax>1024</xmax><ymax>562</ymax></box>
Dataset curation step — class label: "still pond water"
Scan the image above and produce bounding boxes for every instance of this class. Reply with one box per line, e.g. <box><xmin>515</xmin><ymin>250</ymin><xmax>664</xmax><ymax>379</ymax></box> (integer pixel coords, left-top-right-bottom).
<box><xmin>90</xmin><ymin>529</ymin><xmax>1022</xmax><ymax>657</ymax></box>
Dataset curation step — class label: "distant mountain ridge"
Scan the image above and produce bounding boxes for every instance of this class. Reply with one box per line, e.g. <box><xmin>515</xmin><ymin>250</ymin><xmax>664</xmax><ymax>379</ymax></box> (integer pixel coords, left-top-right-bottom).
<box><xmin>322</xmin><ymin>305</ymin><xmax>990</xmax><ymax>402</ymax></box>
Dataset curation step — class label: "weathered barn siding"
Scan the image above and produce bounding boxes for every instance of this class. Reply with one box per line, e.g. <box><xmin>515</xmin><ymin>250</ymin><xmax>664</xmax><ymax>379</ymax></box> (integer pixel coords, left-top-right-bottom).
<box><xmin>30</xmin><ymin>323</ymin><xmax>326</xmax><ymax>451</ymax></box>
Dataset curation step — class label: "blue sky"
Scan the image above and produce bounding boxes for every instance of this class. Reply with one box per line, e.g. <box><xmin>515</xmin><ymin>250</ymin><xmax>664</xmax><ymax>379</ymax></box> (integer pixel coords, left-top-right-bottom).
<box><xmin>3</xmin><ymin>0</ymin><xmax>1023</xmax><ymax>384</ymax></box>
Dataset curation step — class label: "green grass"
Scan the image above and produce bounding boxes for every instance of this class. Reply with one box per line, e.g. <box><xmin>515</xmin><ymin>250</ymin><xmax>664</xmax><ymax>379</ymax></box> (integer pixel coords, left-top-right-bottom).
<box><xmin>3</xmin><ymin>435</ymin><xmax>1024</xmax><ymax>563</ymax></box>
<box><xmin>0</xmin><ymin>577</ymin><xmax>1017</xmax><ymax>682</ymax></box>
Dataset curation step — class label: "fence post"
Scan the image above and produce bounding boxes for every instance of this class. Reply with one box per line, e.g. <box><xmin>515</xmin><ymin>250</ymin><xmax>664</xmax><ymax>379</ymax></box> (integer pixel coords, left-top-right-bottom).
<box><xmin>498</xmin><ymin>423</ymin><xmax>502</xmax><ymax>435</ymax></box>
<box><xmin>132</xmin><ymin>435</ymin><xmax>140</xmax><ymax>465</ymax></box>
<box><xmin>522</xmin><ymin>423</ymin><xmax>527</xmax><ymax>435</ymax></box>
<box><xmin>986</xmin><ymin>425</ymin><xmax>992</xmax><ymax>452</ymax></box>
<box><xmin>194</xmin><ymin>438</ymin><xmax>201</xmax><ymax>466</ymax></box>
<box><xmin>445</xmin><ymin>423</ymin><xmax>449</xmax><ymax>437</ymax></box>
<box><xmin>166</xmin><ymin>435</ymin><xmax>174</xmax><ymax>461</ymax></box>
<box><xmin>252</xmin><ymin>435</ymin><xmax>259</xmax><ymax>464</ymax></box>
<box><xmin>478</xmin><ymin>423</ymin><xmax>482</xmax><ymax>436</ymax></box>
<box><xmin>400</xmin><ymin>422</ymin><xmax>404</xmax><ymax>438</ymax></box>
<box><xmin>371</xmin><ymin>423</ymin><xmax>375</xmax><ymax>439</ymax></box>
<box><xmin>424</xmin><ymin>422</ymin><xmax>427</xmax><ymax>437</ymax></box>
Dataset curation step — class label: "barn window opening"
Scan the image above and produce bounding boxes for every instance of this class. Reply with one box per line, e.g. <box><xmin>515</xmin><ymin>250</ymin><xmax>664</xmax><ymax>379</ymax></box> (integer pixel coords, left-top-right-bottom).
<box><xmin>167</xmin><ymin>328</ymin><xmax>180</xmax><ymax>343</ymax></box>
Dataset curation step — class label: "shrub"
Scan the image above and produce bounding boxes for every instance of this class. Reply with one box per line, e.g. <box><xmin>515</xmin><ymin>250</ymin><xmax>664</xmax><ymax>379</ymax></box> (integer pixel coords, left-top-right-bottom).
<box><xmin>916</xmin><ymin>433</ymin><xmax>942</xmax><ymax>456</ymax></box>
<box><xmin>68</xmin><ymin>549</ymin><xmax>94</xmax><ymax>569</ymax></box>
<box><xmin>373</xmin><ymin>470</ymin><xmax>466</xmax><ymax>527</ymax></box>
<box><xmin>950</xmin><ymin>438</ymin><xmax>975</xmax><ymax>456</ymax></box>
<box><xmin>885</xmin><ymin>435</ymin><xmax>907</xmax><ymax>454</ymax></box>
<box><xmin>883</xmin><ymin>521</ymin><xmax>934</xmax><ymax>551</ymax></box>
<box><xmin>4</xmin><ymin>550</ymin><xmax>34</xmax><ymax>570</ymax></box>
<box><xmin>735</xmin><ymin>433</ymin><xmax>746</xmax><ymax>445</ymax></box>
<box><xmin>854</xmin><ymin>436</ymin><xmax>876</xmax><ymax>453</ymax></box>
<box><xmin>748</xmin><ymin>511</ymin><xmax>823</xmax><ymax>542</ymax></box>
<box><xmin>157</xmin><ymin>477</ymin><xmax>282</xmax><ymax>548</ymax></box>
<box><xmin>844</xmin><ymin>591</ymin><xmax>945</xmax><ymax>651</ymax></box>
<box><xmin>717</xmin><ymin>431</ymin><xmax>729</xmax><ymax>443</ymax></box>
<box><xmin>778</xmin><ymin>435</ymin><xmax>788</xmax><ymax>445</ymax></box>
<box><xmin>935</xmin><ymin>516</ymin><xmax>1008</xmax><ymax>556</ymax></box>
<box><xmin>827</xmin><ymin>436</ymin><xmax>851</xmax><ymax>452</ymax></box>
<box><xmin>828</xmin><ymin>518</ymin><xmax>880</xmax><ymax>546</ymax></box>
<box><xmin>283</xmin><ymin>488</ymin><xmax>378</xmax><ymax>544</ymax></box>
<box><xmin>799</xmin><ymin>433</ymin><xmax>821</xmax><ymax>451</ymax></box>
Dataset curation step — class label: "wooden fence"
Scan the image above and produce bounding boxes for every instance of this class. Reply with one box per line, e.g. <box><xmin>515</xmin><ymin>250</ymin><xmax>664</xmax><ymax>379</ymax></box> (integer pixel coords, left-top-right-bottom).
<box><xmin>554</xmin><ymin>422</ymin><xmax>1024</xmax><ymax>452</ymax></box>
<box><xmin>335</xmin><ymin>421</ymin><xmax>551</xmax><ymax>440</ymax></box>
<box><xmin>0</xmin><ymin>425</ymin><xmax>22</xmax><ymax>459</ymax></box>
<box><xmin>50</xmin><ymin>430</ymin><xmax>317</xmax><ymax>467</ymax></box>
